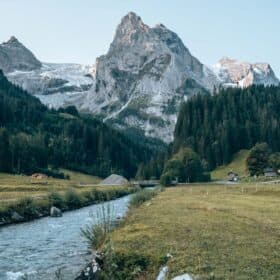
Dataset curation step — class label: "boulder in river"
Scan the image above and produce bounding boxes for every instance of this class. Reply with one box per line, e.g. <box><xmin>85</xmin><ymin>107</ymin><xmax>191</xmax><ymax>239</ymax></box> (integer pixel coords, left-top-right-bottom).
<box><xmin>50</xmin><ymin>206</ymin><xmax>62</xmax><ymax>217</ymax></box>
<box><xmin>11</xmin><ymin>211</ymin><xmax>24</xmax><ymax>222</ymax></box>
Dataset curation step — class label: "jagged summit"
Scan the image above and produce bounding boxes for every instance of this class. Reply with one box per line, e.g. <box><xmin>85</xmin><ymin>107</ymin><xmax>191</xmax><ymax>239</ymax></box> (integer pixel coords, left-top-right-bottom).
<box><xmin>5</xmin><ymin>36</ymin><xmax>20</xmax><ymax>45</ymax></box>
<box><xmin>83</xmin><ymin>12</ymin><xmax>219</xmax><ymax>141</ymax></box>
<box><xmin>120</xmin><ymin>12</ymin><xmax>147</xmax><ymax>28</ymax></box>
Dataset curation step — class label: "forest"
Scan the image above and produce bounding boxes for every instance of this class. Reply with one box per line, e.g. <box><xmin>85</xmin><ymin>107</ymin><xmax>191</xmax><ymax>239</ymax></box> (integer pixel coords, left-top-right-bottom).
<box><xmin>0</xmin><ymin>70</ymin><xmax>162</xmax><ymax>178</ymax></box>
<box><xmin>138</xmin><ymin>85</ymin><xmax>280</xmax><ymax>180</ymax></box>
<box><xmin>173</xmin><ymin>85</ymin><xmax>280</xmax><ymax>169</ymax></box>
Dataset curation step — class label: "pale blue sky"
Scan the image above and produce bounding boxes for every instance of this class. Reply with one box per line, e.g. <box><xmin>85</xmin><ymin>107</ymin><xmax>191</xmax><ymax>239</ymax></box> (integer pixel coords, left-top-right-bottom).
<box><xmin>0</xmin><ymin>0</ymin><xmax>279</xmax><ymax>76</ymax></box>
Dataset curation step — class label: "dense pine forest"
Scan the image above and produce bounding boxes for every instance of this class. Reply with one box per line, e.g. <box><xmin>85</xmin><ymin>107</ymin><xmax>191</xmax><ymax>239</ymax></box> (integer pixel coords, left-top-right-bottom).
<box><xmin>0</xmin><ymin>70</ymin><xmax>163</xmax><ymax>178</ymax></box>
<box><xmin>174</xmin><ymin>85</ymin><xmax>280</xmax><ymax>170</ymax></box>
<box><xmin>138</xmin><ymin>85</ymin><xmax>280</xmax><ymax>181</ymax></box>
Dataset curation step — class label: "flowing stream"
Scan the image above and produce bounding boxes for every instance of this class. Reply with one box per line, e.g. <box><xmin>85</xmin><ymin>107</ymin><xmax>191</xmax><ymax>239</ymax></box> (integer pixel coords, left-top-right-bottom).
<box><xmin>0</xmin><ymin>195</ymin><xmax>132</xmax><ymax>280</ymax></box>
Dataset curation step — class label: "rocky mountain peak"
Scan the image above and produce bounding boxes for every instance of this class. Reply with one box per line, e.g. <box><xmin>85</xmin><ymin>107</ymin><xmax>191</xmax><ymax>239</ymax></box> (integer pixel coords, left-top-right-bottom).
<box><xmin>0</xmin><ymin>36</ymin><xmax>41</xmax><ymax>73</ymax></box>
<box><xmin>5</xmin><ymin>36</ymin><xmax>20</xmax><ymax>45</ymax></box>
<box><xmin>120</xmin><ymin>12</ymin><xmax>147</xmax><ymax>29</ymax></box>
<box><xmin>109</xmin><ymin>12</ymin><xmax>149</xmax><ymax>53</ymax></box>
<box><xmin>84</xmin><ymin>12</ymin><xmax>219</xmax><ymax>142</ymax></box>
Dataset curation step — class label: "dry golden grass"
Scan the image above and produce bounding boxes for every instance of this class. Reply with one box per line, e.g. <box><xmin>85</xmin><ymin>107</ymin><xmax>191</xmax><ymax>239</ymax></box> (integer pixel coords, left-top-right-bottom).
<box><xmin>211</xmin><ymin>149</ymin><xmax>249</xmax><ymax>181</ymax></box>
<box><xmin>0</xmin><ymin>171</ymin><xmax>124</xmax><ymax>209</ymax></box>
<box><xmin>111</xmin><ymin>183</ymin><xmax>280</xmax><ymax>280</ymax></box>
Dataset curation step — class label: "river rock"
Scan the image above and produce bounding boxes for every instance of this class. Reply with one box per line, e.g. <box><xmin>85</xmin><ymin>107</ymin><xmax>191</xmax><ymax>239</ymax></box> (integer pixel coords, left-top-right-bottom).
<box><xmin>11</xmin><ymin>211</ymin><xmax>24</xmax><ymax>222</ymax></box>
<box><xmin>75</xmin><ymin>257</ymin><xmax>101</xmax><ymax>280</ymax></box>
<box><xmin>172</xmin><ymin>273</ymin><xmax>193</xmax><ymax>280</ymax></box>
<box><xmin>156</xmin><ymin>266</ymin><xmax>169</xmax><ymax>280</ymax></box>
<box><xmin>50</xmin><ymin>206</ymin><xmax>62</xmax><ymax>217</ymax></box>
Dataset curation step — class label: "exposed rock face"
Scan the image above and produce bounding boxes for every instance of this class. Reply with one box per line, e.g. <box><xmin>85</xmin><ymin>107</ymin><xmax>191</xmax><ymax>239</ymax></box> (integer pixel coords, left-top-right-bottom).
<box><xmin>213</xmin><ymin>57</ymin><xmax>279</xmax><ymax>88</ymax></box>
<box><xmin>0</xmin><ymin>36</ymin><xmax>41</xmax><ymax>73</ymax></box>
<box><xmin>81</xmin><ymin>12</ymin><xmax>218</xmax><ymax>141</ymax></box>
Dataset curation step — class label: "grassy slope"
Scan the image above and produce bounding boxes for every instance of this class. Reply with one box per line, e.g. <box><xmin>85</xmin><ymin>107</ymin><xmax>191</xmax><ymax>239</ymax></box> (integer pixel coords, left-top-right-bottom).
<box><xmin>211</xmin><ymin>149</ymin><xmax>249</xmax><ymax>181</ymax></box>
<box><xmin>111</xmin><ymin>184</ymin><xmax>280</xmax><ymax>279</ymax></box>
<box><xmin>0</xmin><ymin>170</ymin><xmax>103</xmax><ymax>207</ymax></box>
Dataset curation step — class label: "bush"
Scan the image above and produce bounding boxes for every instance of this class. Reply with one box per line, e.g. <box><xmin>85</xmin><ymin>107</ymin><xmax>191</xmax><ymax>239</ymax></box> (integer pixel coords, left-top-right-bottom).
<box><xmin>13</xmin><ymin>197</ymin><xmax>39</xmax><ymax>218</ymax></box>
<box><xmin>64</xmin><ymin>189</ymin><xmax>83</xmax><ymax>209</ymax></box>
<box><xmin>160</xmin><ymin>172</ymin><xmax>173</xmax><ymax>186</ymax></box>
<box><xmin>129</xmin><ymin>189</ymin><xmax>156</xmax><ymax>208</ymax></box>
<box><xmin>81</xmin><ymin>223</ymin><xmax>107</xmax><ymax>249</ymax></box>
<box><xmin>48</xmin><ymin>192</ymin><xmax>65</xmax><ymax>209</ymax></box>
<box><xmin>81</xmin><ymin>204</ymin><xmax>114</xmax><ymax>249</ymax></box>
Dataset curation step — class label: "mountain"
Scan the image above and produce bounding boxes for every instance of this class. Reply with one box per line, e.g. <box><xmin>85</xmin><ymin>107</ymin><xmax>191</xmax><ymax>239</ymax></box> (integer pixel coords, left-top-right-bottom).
<box><xmin>81</xmin><ymin>12</ymin><xmax>219</xmax><ymax>141</ymax></box>
<box><xmin>213</xmin><ymin>57</ymin><xmax>279</xmax><ymax>88</ymax></box>
<box><xmin>0</xmin><ymin>13</ymin><xmax>279</xmax><ymax>143</ymax></box>
<box><xmin>0</xmin><ymin>37</ymin><xmax>94</xmax><ymax>108</ymax></box>
<box><xmin>0</xmin><ymin>36</ymin><xmax>41</xmax><ymax>72</ymax></box>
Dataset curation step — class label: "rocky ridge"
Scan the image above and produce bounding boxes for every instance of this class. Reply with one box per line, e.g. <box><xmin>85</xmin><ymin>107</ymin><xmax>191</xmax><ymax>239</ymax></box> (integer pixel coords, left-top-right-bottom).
<box><xmin>0</xmin><ymin>13</ymin><xmax>279</xmax><ymax>142</ymax></box>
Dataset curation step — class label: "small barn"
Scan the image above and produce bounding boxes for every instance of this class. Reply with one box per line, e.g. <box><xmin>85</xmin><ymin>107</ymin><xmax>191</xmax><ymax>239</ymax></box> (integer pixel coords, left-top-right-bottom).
<box><xmin>227</xmin><ymin>171</ymin><xmax>239</xmax><ymax>182</ymax></box>
<box><xmin>263</xmin><ymin>168</ymin><xmax>277</xmax><ymax>177</ymax></box>
<box><xmin>31</xmin><ymin>173</ymin><xmax>48</xmax><ymax>180</ymax></box>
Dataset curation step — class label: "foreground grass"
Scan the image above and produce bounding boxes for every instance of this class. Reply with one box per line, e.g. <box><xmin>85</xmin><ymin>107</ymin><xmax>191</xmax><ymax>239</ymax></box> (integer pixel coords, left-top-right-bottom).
<box><xmin>111</xmin><ymin>183</ymin><xmax>280</xmax><ymax>279</ymax></box>
<box><xmin>211</xmin><ymin>149</ymin><xmax>249</xmax><ymax>181</ymax></box>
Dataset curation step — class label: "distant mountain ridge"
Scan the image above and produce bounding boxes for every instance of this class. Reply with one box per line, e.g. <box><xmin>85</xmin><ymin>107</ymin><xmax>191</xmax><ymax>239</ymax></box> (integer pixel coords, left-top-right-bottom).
<box><xmin>213</xmin><ymin>57</ymin><xmax>279</xmax><ymax>88</ymax></box>
<box><xmin>0</xmin><ymin>12</ymin><xmax>279</xmax><ymax>142</ymax></box>
<box><xmin>0</xmin><ymin>36</ymin><xmax>41</xmax><ymax>72</ymax></box>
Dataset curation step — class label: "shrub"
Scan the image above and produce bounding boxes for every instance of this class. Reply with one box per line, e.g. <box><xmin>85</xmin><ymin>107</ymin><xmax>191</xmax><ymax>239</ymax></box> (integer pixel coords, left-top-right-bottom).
<box><xmin>81</xmin><ymin>205</ymin><xmax>114</xmax><ymax>249</ymax></box>
<box><xmin>14</xmin><ymin>197</ymin><xmax>39</xmax><ymax>218</ymax></box>
<box><xmin>64</xmin><ymin>189</ymin><xmax>83</xmax><ymax>209</ymax></box>
<box><xmin>48</xmin><ymin>192</ymin><xmax>65</xmax><ymax>209</ymax></box>
<box><xmin>160</xmin><ymin>172</ymin><xmax>173</xmax><ymax>186</ymax></box>
<box><xmin>129</xmin><ymin>189</ymin><xmax>156</xmax><ymax>208</ymax></box>
<box><xmin>81</xmin><ymin>223</ymin><xmax>107</xmax><ymax>249</ymax></box>
<box><xmin>101</xmin><ymin>250</ymin><xmax>151</xmax><ymax>280</ymax></box>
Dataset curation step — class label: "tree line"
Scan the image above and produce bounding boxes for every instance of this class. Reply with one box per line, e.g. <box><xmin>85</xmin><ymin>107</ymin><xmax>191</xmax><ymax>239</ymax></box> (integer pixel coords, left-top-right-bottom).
<box><xmin>138</xmin><ymin>85</ymin><xmax>280</xmax><ymax>182</ymax></box>
<box><xmin>174</xmin><ymin>85</ymin><xmax>280</xmax><ymax>170</ymax></box>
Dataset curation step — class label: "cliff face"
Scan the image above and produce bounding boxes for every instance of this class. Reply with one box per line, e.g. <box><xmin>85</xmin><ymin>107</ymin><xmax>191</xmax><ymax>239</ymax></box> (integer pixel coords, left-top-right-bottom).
<box><xmin>81</xmin><ymin>12</ymin><xmax>218</xmax><ymax>141</ymax></box>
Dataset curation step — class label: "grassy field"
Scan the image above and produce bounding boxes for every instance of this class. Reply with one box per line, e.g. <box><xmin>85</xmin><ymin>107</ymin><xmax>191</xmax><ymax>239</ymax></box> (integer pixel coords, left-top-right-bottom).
<box><xmin>211</xmin><ymin>150</ymin><xmax>249</xmax><ymax>181</ymax></box>
<box><xmin>0</xmin><ymin>170</ymin><xmax>101</xmax><ymax>206</ymax></box>
<box><xmin>111</xmin><ymin>183</ymin><xmax>280</xmax><ymax>279</ymax></box>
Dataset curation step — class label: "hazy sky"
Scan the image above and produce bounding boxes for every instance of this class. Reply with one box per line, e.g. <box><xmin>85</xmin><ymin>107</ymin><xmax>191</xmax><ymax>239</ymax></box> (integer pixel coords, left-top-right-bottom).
<box><xmin>0</xmin><ymin>0</ymin><xmax>279</xmax><ymax>76</ymax></box>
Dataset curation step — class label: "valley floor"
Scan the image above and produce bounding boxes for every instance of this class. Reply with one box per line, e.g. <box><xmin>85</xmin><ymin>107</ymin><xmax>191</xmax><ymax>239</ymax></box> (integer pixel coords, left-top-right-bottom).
<box><xmin>0</xmin><ymin>170</ymin><xmax>131</xmax><ymax>226</ymax></box>
<box><xmin>110</xmin><ymin>183</ymin><xmax>280</xmax><ymax>279</ymax></box>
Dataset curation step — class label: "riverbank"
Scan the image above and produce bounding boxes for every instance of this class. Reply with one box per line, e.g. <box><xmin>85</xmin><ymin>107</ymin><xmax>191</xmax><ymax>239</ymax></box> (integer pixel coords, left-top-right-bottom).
<box><xmin>0</xmin><ymin>171</ymin><xmax>134</xmax><ymax>226</ymax></box>
<box><xmin>109</xmin><ymin>183</ymin><xmax>280</xmax><ymax>279</ymax></box>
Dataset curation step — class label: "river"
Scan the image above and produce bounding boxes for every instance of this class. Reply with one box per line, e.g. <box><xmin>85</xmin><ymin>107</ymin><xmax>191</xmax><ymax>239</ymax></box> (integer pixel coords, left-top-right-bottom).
<box><xmin>0</xmin><ymin>195</ymin><xmax>132</xmax><ymax>280</ymax></box>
